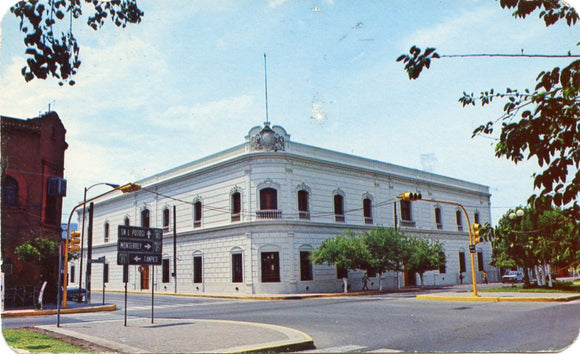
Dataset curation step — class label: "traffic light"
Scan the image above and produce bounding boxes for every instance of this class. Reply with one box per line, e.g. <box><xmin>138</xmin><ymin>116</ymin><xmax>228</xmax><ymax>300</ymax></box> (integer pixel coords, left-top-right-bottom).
<box><xmin>398</xmin><ymin>192</ymin><xmax>422</xmax><ymax>201</ymax></box>
<box><xmin>472</xmin><ymin>223</ymin><xmax>481</xmax><ymax>243</ymax></box>
<box><xmin>120</xmin><ymin>183</ymin><xmax>141</xmax><ymax>193</ymax></box>
<box><xmin>69</xmin><ymin>231</ymin><xmax>81</xmax><ymax>253</ymax></box>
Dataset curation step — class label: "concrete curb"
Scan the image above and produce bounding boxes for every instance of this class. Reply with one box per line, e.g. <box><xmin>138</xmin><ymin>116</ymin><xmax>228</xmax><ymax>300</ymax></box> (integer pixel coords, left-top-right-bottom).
<box><xmin>416</xmin><ymin>293</ymin><xmax>580</xmax><ymax>302</ymax></box>
<box><xmin>1</xmin><ymin>304</ymin><xmax>117</xmax><ymax>318</ymax></box>
<box><xmin>104</xmin><ymin>289</ymin><xmax>388</xmax><ymax>301</ymax></box>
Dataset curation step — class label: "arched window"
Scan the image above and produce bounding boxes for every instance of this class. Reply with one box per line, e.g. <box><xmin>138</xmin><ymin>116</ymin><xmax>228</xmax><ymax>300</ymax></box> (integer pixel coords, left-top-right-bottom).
<box><xmin>334</xmin><ymin>194</ymin><xmax>345</xmax><ymax>223</ymax></box>
<box><xmin>163</xmin><ymin>208</ymin><xmax>170</xmax><ymax>231</ymax></box>
<box><xmin>104</xmin><ymin>222</ymin><xmax>110</xmax><ymax>243</ymax></box>
<box><xmin>258</xmin><ymin>188</ymin><xmax>280</xmax><ymax>219</ymax></box>
<box><xmin>2</xmin><ymin>176</ymin><xmax>19</xmax><ymax>206</ymax></box>
<box><xmin>456</xmin><ymin>210</ymin><xmax>463</xmax><ymax>232</ymax></box>
<box><xmin>298</xmin><ymin>190</ymin><xmax>310</xmax><ymax>220</ymax></box>
<box><xmin>231</xmin><ymin>192</ymin><xmax>241</xmax><ymax>222</ymax></box>
<box><xmin>141</xmin><ymin>209</ymin><xmax>150</xmax><ymax>228</ymax></box>
<box><xmin>474</xmin><ymin>211</ymin><xmax>480</xmax><ymax>225</ymax></box>
<box><xmin>124</xmin><ymin>216</ymin><xmax>130</xmax><ymax>226</ymax></box>
<box><xmin>363</xmin><ymin>198</ymin><xmax>373</xmax><ymax>224</ymax></box>
<box><xmin>193</xmin><ymin>201</ymin><xmax>202</xmax><ymax>228</ymax></box>
<box><xmin>435</xmin><ymin>207</ymin><xmax>443</xmax><ymax>229</ymax></box>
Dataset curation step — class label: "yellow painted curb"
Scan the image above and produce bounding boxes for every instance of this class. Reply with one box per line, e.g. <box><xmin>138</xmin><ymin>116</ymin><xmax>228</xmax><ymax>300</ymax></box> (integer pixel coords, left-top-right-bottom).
<box><xmin>416</xmin><ymin>294</ymin><xmax>580</xmax><ymax>302</ymax></box>
<box><xmin>1</xmin><ymin>304</ymin><xmax>117</xmax><ymax>317</ymax></box>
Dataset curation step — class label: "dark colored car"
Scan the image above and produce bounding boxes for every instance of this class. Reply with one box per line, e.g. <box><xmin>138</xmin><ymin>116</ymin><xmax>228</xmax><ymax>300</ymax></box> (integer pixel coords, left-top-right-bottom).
<box><xmin>66</xmin><ymin>286</ymin><xmax>86</xmax><ymax>302</ymax></box>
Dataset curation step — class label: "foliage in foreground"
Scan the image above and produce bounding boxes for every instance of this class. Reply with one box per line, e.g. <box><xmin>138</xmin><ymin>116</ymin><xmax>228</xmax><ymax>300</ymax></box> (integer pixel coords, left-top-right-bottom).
<box><xmin>2</xmin><ymin>328</ymin><xmax>85</xmax><ymax>353</ymax></box>
<box><xmin>397</xmin><ymin>0</ymin><xmax>580</xmax><ymax>221</ymax></box>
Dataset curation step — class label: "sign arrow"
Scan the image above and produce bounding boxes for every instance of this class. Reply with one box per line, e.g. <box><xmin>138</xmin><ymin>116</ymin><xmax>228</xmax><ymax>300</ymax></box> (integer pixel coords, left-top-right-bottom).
<box><xmin>133</xmin><ymin>255</ymin><xmax>141</xmax><ymax>262</ymax></box>
<box><xmin>144</xmin><ymin>243</ymin><xmax>152</xmax><ymax>250</ymax></box>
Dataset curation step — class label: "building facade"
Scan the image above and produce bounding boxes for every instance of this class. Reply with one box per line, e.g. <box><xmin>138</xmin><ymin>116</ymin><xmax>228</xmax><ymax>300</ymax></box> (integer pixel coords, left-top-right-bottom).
<box><xmin>1</xmin><ymin>112</ymin><xmax>68</xmax><ymax>296</ymax></box>
<box><xmin>73</xmin><ymin>124</ymin><xmax>494</xmax><ymax>295</ymax></box>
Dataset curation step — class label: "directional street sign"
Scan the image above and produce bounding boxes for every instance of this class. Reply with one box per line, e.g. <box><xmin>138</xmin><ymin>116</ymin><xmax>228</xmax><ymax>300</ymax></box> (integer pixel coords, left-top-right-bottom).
<box><xmin>117</xmin><ymin>225</ymin><xmax>163</xmax><ymax>265</ymax></box>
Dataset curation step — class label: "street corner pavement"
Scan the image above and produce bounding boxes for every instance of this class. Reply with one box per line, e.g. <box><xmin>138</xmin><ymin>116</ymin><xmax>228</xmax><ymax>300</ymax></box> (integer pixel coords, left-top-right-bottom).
<box><xmin>416</xmin><ymin>290</ymin><xmax>580</xmax><ymax>302</ymax></box>
<box><xmin>37</xmin><ymin>318</ymin><xmax>315</xmax><ymax>353</ymax></box>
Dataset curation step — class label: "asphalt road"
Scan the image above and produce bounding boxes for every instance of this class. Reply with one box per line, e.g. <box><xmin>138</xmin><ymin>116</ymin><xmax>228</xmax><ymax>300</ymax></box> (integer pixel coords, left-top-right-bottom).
<box><xmin>3</xmin><ymin>291</ymin><xmax>580</xmax><ymax>352</ymax></box>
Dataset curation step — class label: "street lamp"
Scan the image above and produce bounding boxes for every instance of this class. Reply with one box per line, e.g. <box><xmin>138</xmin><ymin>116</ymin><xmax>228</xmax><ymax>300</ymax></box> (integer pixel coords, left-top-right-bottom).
<box><xmin>78</xmin><ymin>183</ymin><xmax>119</xmax><ymax>304</ymax></box>
<box><xmin>509</xmin><ymin>208</ymin><xmax>525</xmax><ymax>220</ymax></box>
<box><xmin>58</xmin><ymin>182</ymin><xmax>140</xmax><ymax>316</ymax></box>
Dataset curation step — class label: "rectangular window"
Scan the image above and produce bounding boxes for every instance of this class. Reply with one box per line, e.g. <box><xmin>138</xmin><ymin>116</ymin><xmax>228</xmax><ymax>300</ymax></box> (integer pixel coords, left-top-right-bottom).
<box><xmin>477</xmin><ymin>252</ymin><xmax>484</xmax><ymax>272</ymax></box>
<box><xmin>261</xmin><ymin>252</ymin><xmax>280</xmax><ymax>282</ymax></box>
<box><xmin>300</xmin><ymin>251</ymin><xmax>313</xmax><ymax>281</ymax></box>
<box><xmin>104</xmin><ymin>263</ymin><xmax>109</xmax><ymax>283</ymax></box>
<box><xmin>193</xmin><ymin>256</ymin><xmax>203</xmax><ymax>283</ymax></box>
<box><xmin>459</xmin><ymin>252</ymin><xmax>466</xmax><ymax>273</ymax></box>
<box><xmin>232</xmin><ymin>253</ymin><xmax>243</xmax><ymax>283</ymax></box>
<box><xmin>400</xmin><ymin>200</ymin><xmax>412</xmax><ymax>221</ymax></box>
<box><xmin>162</xmin><ymin>259</ymin><xmax>170</xmax><ymax>283</ymax></box>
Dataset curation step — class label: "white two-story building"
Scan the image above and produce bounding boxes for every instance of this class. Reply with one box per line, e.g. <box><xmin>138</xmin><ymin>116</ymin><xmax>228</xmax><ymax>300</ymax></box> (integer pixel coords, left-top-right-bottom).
<box><xmin>71</xmin><ymin>123</ymin><xmax>495</xmax><ymax>295</ymax></box>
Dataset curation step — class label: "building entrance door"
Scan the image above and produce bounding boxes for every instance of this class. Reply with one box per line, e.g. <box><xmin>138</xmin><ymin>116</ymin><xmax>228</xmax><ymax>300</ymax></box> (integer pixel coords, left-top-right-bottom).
<box><xmin>140</xmin><ymin>266</ymin><xmax>149</xmax><ymax>290</ymax></box>
<box><xmin>404</xmin><ymin>267</ymin><xmax>416</xmax><ymax>286</ymax></box>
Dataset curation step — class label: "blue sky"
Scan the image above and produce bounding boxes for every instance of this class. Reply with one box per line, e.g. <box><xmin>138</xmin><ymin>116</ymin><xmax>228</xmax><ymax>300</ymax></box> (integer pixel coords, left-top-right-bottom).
<box><xmin>1</xmin><ymin>0</ymin><xmax>578</xmax><ymax>225</ymax></box>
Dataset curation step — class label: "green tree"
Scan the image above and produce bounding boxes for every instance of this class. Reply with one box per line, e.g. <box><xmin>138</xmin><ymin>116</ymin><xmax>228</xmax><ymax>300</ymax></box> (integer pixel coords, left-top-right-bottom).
<box><xmin>397</xmin><ymin>0</ymin><xmax>579</xmax><ymax>220</ymax></box>
<box><xmin>360</xmin><ymin>227</ymin><xmax>408</xmax><ymax>290</ymax></box>
<box><xmin>491</xmin><ymin>205</ymin><xmax>579</xmax><ymax>287</ymax></box>
<box><xmin>403</xmin><ymin>237</ymin><xmax>446</xmax><ymax>288</ymax></box>
<box><xmin>310</xmin><ymin>230</ymin><xmax>370</xmax><ymax>293</ymax></box>
<box><xmin>14</xmin><ymin>237</ymin><xmax>60</xmax><ymax>303</ymax></box>
<box><xmin>10</xmin><ymin>0</ymin><xmax>143</xmax><ymax>86</ymax></box>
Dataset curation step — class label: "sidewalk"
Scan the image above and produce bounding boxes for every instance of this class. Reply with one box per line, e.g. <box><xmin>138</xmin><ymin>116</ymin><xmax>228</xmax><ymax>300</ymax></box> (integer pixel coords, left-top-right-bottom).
<box><xmin>36</xmin><ymin>318</ymin><xmax>314</xmax><ymax>353</ymax></box>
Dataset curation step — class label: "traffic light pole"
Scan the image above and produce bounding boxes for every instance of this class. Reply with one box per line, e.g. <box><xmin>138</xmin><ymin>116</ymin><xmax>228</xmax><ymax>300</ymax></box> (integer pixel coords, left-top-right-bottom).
<box><xmin>397</xmin><ymin>194</ymin><xmax>479</xmax><ymax>297</ymax></box>
<box><xmin>59</xmin><ymin>183</ymin><xmax>141</xmax><ymax>311</ymax></box>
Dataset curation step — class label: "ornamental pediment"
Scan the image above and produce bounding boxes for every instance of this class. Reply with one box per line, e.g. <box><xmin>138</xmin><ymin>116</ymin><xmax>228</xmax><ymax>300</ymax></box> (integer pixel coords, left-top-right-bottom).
<box><xmin>247</xmin><ymin>123</ymin><xmax>290</xmax><ymax>152</ymax></box>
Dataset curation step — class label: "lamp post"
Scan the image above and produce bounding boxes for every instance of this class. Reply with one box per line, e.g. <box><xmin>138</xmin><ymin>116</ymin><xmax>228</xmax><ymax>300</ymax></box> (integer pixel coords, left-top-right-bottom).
<box><xmin>59</xmin><ymin>182</ymin><xmax>140</xmax><ymax>317</ymax></box>
<box><xmin>78</xmin><ymin>183</ymin><xmax>119</xmax><ymax>303</ymax></box>
<box><xmin>508</xmin><ymin>208</ymin><xmax>529</xmax><ymax>286</ymax></box>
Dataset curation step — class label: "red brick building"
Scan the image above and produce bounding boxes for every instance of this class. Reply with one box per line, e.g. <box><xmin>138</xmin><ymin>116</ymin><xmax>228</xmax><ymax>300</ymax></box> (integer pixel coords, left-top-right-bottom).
<box><xmin>1</xmin><ymin>111</ymin><xmax>68</xmax><ymax>300</ymax></box>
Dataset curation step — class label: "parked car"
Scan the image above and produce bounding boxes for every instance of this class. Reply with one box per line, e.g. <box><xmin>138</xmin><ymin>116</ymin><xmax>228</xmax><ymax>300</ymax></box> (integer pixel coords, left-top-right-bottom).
<box><xmin>501</xmin><ymin>271</ymin><xmax>523</xmax><ymax>283</ymax></box>
<box><xmin>66</xmin><ymin>286</ymin><xmax>86</xmax><ymax>302</ymax></box>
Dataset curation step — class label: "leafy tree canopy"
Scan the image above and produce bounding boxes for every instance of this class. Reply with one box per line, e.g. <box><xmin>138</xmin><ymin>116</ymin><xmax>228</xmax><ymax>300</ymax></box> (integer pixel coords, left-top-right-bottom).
<box><xmin>491</xmin><ymin>205</ymin><xmax>579</xmax><ymax>280</ymax></box>
<box><xmin>403</xmin><ymin>237</ymin><xmax>446</xmax><ymax>287</ymax></box>
<box><xmin>310</xmin><ymin>230</ymin><xmax>370</xmax><ymax>273</ymax></box>
<box><xmin>397</xmin><ymin>0</ymin><xmax>580</xmax><ymax>220</ymax></box>
<box><xmin>360</xmin><ymin>227</ymin><xmax>409</xmax><ymax>274</ymax></box>
<box><xmin>14</xmin><ymin>237</ymin><xmax>58</xmax><ymax>266</ymax></box>
<box><xmin>10</xmin><ymin>0</ymin><xmax>144</xmax><ymax>86</ymax></box>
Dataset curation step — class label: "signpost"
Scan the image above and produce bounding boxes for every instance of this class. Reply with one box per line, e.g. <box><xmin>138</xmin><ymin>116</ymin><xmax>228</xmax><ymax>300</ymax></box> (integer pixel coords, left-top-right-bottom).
<box><xmin>117</xmin><ymin>226</ymin><xmax>163</xmax><ymax>265</ymax></box>
<box><xmin>117</xmin><ymin>225</ymin><xmax>163</xmax><ymax>325</ymax></box>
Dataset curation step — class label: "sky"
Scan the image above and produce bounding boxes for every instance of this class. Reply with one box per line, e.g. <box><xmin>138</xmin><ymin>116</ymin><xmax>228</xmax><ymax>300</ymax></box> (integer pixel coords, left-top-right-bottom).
<box><xmin>1</xmin><ymin>0</ymin><xmax>579</xmax><ymax>226</ymax></box>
